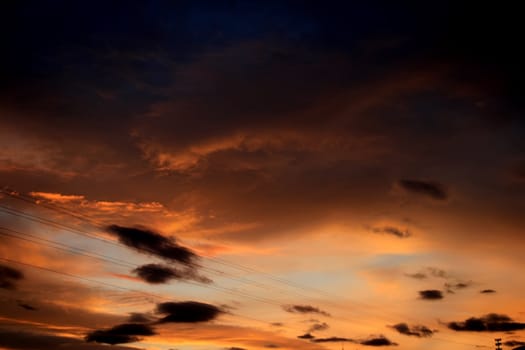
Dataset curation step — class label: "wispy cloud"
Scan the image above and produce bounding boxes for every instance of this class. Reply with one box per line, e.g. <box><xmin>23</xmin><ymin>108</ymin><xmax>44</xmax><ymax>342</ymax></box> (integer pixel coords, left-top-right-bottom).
<box><xmin>389</xmin><ymin>323</ymin><xmax>435</xmax><ymax>337</ymax></box>
<box><xmin>282</xmin><ymin>305</ymin><xmax>330</xmax><ymax>317</ymax></box>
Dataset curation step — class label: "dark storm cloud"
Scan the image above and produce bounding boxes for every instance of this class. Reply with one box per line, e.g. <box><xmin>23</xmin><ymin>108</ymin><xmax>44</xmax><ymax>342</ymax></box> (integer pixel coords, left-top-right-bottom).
<box><xmin>307</xmin><ymin>322</ymin><xmax>329</xmax><ymax>333</ymax></box>
<box><xmin>419</xmin><ymin>290</ymin><xmax>443</xmax><ymax>300</ymax></box>
<box><xmin>480</xmin><ymin>289</ymin><xmax>496</xmax><ymax>294</ymax></box>
<box><xmin>0</xmin><ymin>264</ymin><xmax>23</xmax><ymax>290</ymax></box>
<box><xmin>504</xmin><ymin>341</ymin><xmax>525</xmax><ymax>347</ymax></box>
<box><xmin>282</xmin><ymin>305</ymin><xmax>330</xmax><ymax>316</ymax></box>
<box><xmin>448</xmin><ymin>314</ymin><xmax>525</xmax><ymax>332</ymax></box>
<box><xmin>360</xmin><ymin>336</ymin><xmax>398</xmax><ymax>346</ymax></box>
<box><xmin>389</xmin><ymin>323</ymin><xmax>434</xmax><ymax>337</ymax></box>
<box><xmin>132</xmin><ymin>263</ymin><xmax>212</xmax><ymax>284</ymax></box>
<box><xmin>0</xmin><ymin>328</ymin><xmax>139</xmax><ymax>350</ymax></box>
<box><xmin>371</xmin><ymin>226</ymin><xmax>410</xmax><ymax>238</ymax></box>
<box><xmin>2</xmin><ymin>0</ymin><xmax>525</xmax><ymax>247</ymax></box>
<box><xmin>298</xmin><ymin>333</ymin><xmax>315</xmax><ymax>339</ymax></box>
<box><xmin>106</xmin><ymin>225</ymin><xmax>197</xmax><ymax>265</ymax></box>
<box><xmin>398</xmin><ymin>179</ymin><xmax>448</xmax><ymax>200</ymax></box>
<box><xmin>85</xmin><ymin>323</ymin><xmax>156</xmax><ymax>345</ymax></box>
<box><xmin>156</xmin><ymin>301</ymin><xmax>222</xmax><ymax>323</ymax></box>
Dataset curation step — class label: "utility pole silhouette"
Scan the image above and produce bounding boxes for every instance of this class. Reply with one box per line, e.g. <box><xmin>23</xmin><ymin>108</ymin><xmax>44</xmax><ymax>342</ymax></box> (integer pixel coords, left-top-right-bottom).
<box><xmin>495</xmin><ymin>338</ymin><xmax>502</xmax><ymax>350</ymax></box>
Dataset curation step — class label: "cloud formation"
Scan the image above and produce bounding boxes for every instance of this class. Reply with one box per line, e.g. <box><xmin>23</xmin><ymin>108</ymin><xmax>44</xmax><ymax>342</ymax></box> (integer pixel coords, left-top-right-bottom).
<box><xmin>448</xmin><ymin>314</ymin><xmax>525</xmax><ymax>332</ymax></box>
<box><xmin>85</xmin><ymin>323</ymin><xmax>156</xmax><ymax>345</ymax></box>
<box><xmin>389</xmin><ymin>323</ymin><xmax>434</xmax><ymax>337</ymax></box>
<box><xmin>0</xmin><ymin>264</ymin><xmax>24</xmax><ymax>290</ymax></box>
<box><xmin>156</xmin><ymin>301</ymin><xmax>222</xmax><ymax>323</ymax></box>
<box><xmin>106</xmin><ymin>225</ymin><xmax>197</xmax><ymax>265</ymax></box>
<box><xmin>398</xmin><ymin>179</ymin><xmax>448</xmax><ymax>200</ymax></box>
<box><xmin>418</xmin><ymin>290</ymin><xmax>443</xmax><ymax>300</ymax></box>
<box><xmin>282</xmin><ymin>305</ymin><xmax>330</xmax><ymax>317</ymax></box>
<box><xmin>132</xmin><ymin>263</ymin><xmax>212</xmax><ymax>284</ymax></box>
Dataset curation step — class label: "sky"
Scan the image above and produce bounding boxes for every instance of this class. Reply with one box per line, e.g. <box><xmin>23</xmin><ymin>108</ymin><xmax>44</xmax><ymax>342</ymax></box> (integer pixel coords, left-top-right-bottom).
<box><xmin>1</xmin><ymin>1</ymin><xmax>525</xmax><ymax>350</ymax></box>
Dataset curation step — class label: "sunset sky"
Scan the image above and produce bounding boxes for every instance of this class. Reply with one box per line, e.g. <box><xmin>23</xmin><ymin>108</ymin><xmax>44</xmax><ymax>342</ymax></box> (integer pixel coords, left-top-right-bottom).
<box><xmin>1</xmin><ymin>2</ymin><xmax>525</xmax><ymax>350</ymax></box>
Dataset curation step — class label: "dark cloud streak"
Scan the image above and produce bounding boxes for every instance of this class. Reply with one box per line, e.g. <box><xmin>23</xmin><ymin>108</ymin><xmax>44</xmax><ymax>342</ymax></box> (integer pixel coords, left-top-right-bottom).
<box><xmin>398</xmin><ymin>179</ymin><xmax>448</xmax><ymax>200</ymax></box>
<box><xmin>282</xmin><ymin>304</ymin><xmax>330</xmax><ymax>316</ymax></box>
<box><xmin>156</xmin><ymin>301</ymin><xmax>222</xmax><ymax>323</ymax></box>
<box><xmin>132</xmin><ymin>263</ymin><xmax>212</xmax><ymax>284</ymax></box>
<box><xmin>419</xmin><ymin>290</ymin><xmax>443</xmax><ymax>300</ymax></box>
<box><xmin>106</xmin><ymin>225</ymin><xmax>197</xmax><ymax>265</ymax></box>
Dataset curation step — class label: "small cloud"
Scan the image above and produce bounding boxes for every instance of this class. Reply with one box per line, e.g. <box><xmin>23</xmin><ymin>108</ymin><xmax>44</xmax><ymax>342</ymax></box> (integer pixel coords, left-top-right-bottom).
<box><xmin>398</xmin><ymin>179</ymin><xmax>448</xmax><ymax>200</ymax></box>
<box><xmin>282</xmin><ymin>304</ymin><xmax>330</xmax><ymax>316</ymax></box>
<box><xmin>445</xmin><ymin>281</ymin><xmax>473</xmax><ymax>293</ymax></box>
<box><xmin>419</xmin><ymin>290</ymin><xmax>443</xmax><ymax>300</ymax></box>
<box><xmin>226</xmin><ymin>347</ymin><xmax>247</xmax><ymax>350</ymax></box>
<box><xmin>405</xmin><ymin>272</ymin><xmax>427</xmax><ymax>280</ymax></box>
<box><xmin>308</xmin><ymin>322</ymin><xmax>329</xmax><ymax>333</ymax></box>
<box><xmin>480</xmin><ymin>289</ymin><xmax>496</xmax><ymax>294</ymax></box>
<box><xmin>371</xmin><ymin>226</ymin><xmax>410</xmax><ymax>238</ymax></box>
<box><xmin>389</xmin><ymin>323</ymin><xmax>434</xmax><ymax>337</ymax></box>
<box><xmin>270</xmin><ymin>322</ymin><xmax>284</xmax><ymax>327</ymax></box>
<box><xmin>132</xmin><ymin>263</ymin><xmax>212</xmax><ymax>284</ymax></box>
<box><xmin>156</xmin><ymin>301</ymin><xmax>222</xmax><ymax>323</ymax></box>
<box><xmin>360</xmin><ymin>335</ymin><xmax>398</xmax><ymax>346</ymax></box>
<box><xmin>448</xmin><ymin>314</ymin><xmax>525</xmax><ymax>332</ymax></box>
<box><xmin>298</xmin><ymin>333</ymin><xmax>315</xmax><ymax>339</ymax></box>
<box><xmin>0</xmin><ymin>264</ymin><xmax>24</xmax><ymax>290</ymax></box>
<box><xmin>264</xmin><ymin>344</ymin><xmax>280</xmax><ymax>348</ymax></box>
<box><xmin>405</xmin><ymin>267</ymin><xmax>449</xmax><ymax>280</ymax></box>
<box><xmin>85</xmin><ymin>323</ymin><xmax>156</xmax><ymax>345</ymax></box>
<box><xmin>312</xmin><ymin>337</ymin><xmax>352</xmax><ymax>343</ymax></box>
